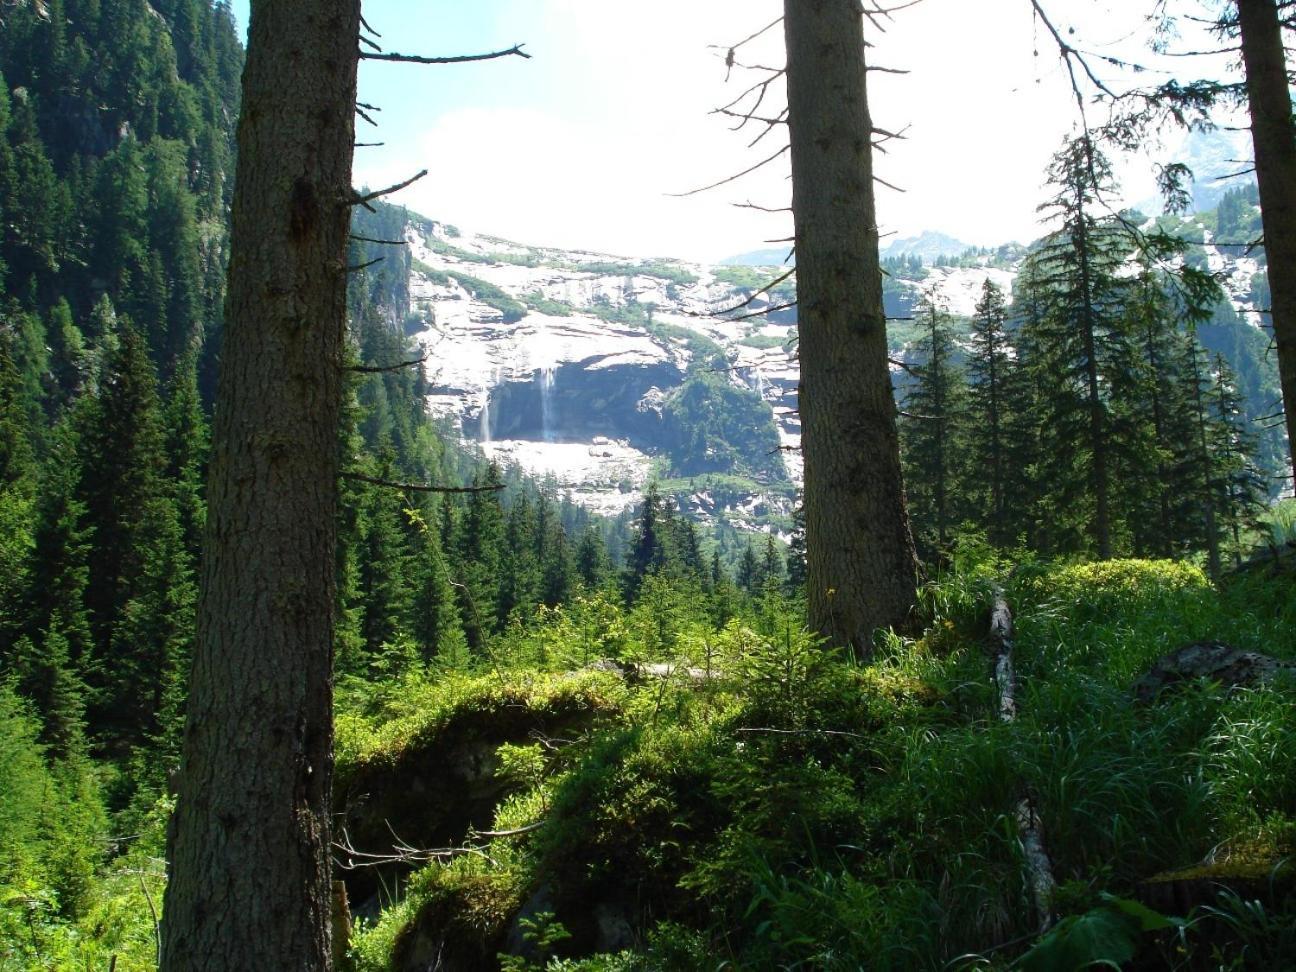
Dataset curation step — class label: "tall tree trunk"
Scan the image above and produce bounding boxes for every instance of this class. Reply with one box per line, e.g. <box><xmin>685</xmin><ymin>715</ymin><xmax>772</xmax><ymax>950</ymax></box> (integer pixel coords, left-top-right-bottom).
<box><xmin>1236</xmin><ymin>0</ymin><xmax>1296</xmax><ymax>481</ymax></box>
<box><xmin>783</xmin><ymin>0</ymin><xmax>918</xmax><ymax>651</ymax></box>
<box><xmin>159</xmin><ymin>0</ymin><xmax>360</xmax><ymax>967</ymax></box>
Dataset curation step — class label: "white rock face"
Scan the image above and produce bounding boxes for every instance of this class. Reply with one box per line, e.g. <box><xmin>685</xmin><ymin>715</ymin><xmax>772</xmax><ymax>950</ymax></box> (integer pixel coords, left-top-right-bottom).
<box><xmin>396</xmin><ymin>213</ymin><xmax>1271</xmax><ymax>517</ymax></box>
<box><xmin>914</xmin><ymin>266</ymin><xmax>1019</xmax><ymax>318</ymax></box>
<box><xmin>480</xmin><ymin>439</ymin><xmax>652</xmax><ymax>517</ymax></box>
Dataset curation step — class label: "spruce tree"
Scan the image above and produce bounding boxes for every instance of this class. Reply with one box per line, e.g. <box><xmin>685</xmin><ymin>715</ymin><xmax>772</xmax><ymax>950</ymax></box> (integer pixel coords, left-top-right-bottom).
<box><xmin>575</xmin><ymin>527</ymin><xmax>608</xmax><ymax>590</ymax></box>
<box><xmin>1022</xmin><ymin>137</ymin><xmax>1136</xmax><ymax>558</ymax></box>
<box><xmin>966</xmin><ymin>280</ymin><xmax>1017</xmax><ymax>544</ymax></box>
<box><xmin>756</xmin><ymin>534</ymin><xmax>784</xmax><ymax>594</ymax></box>
<box><xmin>354</xmin><ymin>451</ymin><xmax>414</xmax><ymax>659</ymax></box>
<box><xmin>13</xmin><ymin>619</ymin><xmax>87</xmax><ymax>759</ymax></box>
<box><xmin>162</xmin><ymin>351</ymin><xmax>208</xmax><ymax>563</ymax></box>
<box><xmin>497</xmin><ymin>493</ymin><xmax>540</xmax><ymax>626</ymax></box>
<box><xmin>1183</xmin><ymin>337</ymin><xmax>1224</xmax><ymax>577</ymax></box>
<box><xmin>408</xmin><ymin>499</ymin><xmax>464</xmax><ymax>663</ymax></box>
<box><xmin>458</xmin><ymin>464</ymin><xmax>505</xmax><ymax>648</ymax></box>
<box><xmin>20</xmin><ymin>420</ymin><xmax>94</xmax><ymax>679</ymax></box>
<box><xmin>624</xmin><ymin>482</ymin><xmax>666</xmax><ymax>602</ymax></box>
<box><xmin>540</xmin><ymin>522</ymin><xmax>575</xmax><ymax>608</ymax></box>
<box><xmin>737</xmin><ymin>543</ymin><xmax>759</xmax><ymax>594</ymax></box>
<box><xmin>72</xmin><ymin>319</ymin><xmax>191</xmax><ymax>753</ymax></box>
<box><xmin>900</xmin><ymin>298</ymin><xmax>969</xmax><ymax>552</ymax></box>
<box><xmin>44</xmin><ymin>298</ymin><xmax>86</xmax><ymax>407</ymax></box>
<box><xmin>0</xmin><ymin>331</ymin><xmax>37</xmax><ymax>634</ymax></box>
<box><xmin>1206</xmin><ymin>352</ymin><xmax>1266</xmax><ymax>565</ymax></box>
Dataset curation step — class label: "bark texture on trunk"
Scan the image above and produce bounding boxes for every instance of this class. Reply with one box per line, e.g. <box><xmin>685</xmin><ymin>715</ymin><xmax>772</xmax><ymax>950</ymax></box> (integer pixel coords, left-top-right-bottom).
<box><xmin>1236</xmin><ymin>0</ymin><xmax>1296</xmax><ymax>479</ymax></box>
<box><xmin>159</xmin><ymin>0</ymin><xmax>360</xmax><ymax>967</ymax></box>
<box><xmin>783</xmin><ymin>0</ymin><xmax>918</xmax><ymax>651</ymax></box>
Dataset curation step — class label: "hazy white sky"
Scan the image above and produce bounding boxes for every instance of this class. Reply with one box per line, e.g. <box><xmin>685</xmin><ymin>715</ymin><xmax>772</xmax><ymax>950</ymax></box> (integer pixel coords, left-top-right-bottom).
<box><xmin>233</xmin><ymin>0</ymin><xmax>1240</xmax><ymax>262</ymax></box>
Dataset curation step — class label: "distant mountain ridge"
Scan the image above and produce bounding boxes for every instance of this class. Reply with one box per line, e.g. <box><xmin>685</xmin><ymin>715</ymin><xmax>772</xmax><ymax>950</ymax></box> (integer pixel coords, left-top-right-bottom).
<box><xmin>722</xmin><ymin>229</ymin><xmax>975</xmax><ymax>269</ymax></box>
<box><xmin>879</xmin><ymin>230</ymin><xmax>975</xmax><ymax>263</ymax></box>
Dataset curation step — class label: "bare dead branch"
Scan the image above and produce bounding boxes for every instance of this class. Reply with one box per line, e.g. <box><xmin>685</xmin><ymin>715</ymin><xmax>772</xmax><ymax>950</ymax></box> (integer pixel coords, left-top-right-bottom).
<box><xmin>349</xmin><ymin>234</ymin><xmax>408</xmax><ymax>246</ymax></box>
<box><xmin>872</xmin><ymin>124</ymin><xmax>910</xmax><ymax>142</ymax></box>
<box><xmin>345</xmin><ymin>257</ymin><xmax>384</xmax><ymax>274</ymax></box>
<box><xmin>687</xmin><ymin>266</ymin><xmax>797</xmax><ymax>319</ymax></box>
<box><xmin>347</xmin><ymin>355</ymin><xmax>428</xmax><ymax>374</ymax></box>
<box><xmin>1162</xmin><ymin>45</ymin><xmax>1241</xmax><ymax>56</ymax></box>
<box><xmin>888</xmin><ymin>356</ymin><xmax>919</xmax><ymax>376</ymax></box>
<box><xmin>342</xmin><ymin>472</ymin><xmax>505</xmax><ymax>494</ymax></box>
<box><xmin>1029</xmin><ymin>0</ymin><xmax>1117</xmax><ymax>99</ymax></box>
<box><xmin>716</xmin><ymin>69</ymin><xmax>787</xmax><ymax>117</ymax></box>
<box><xmin>724</xmin><ymin>300</ymin><xmax>798</xmax><ymax>323</ymax></box>
<box><xmin>722</xmin><ymin>16</ymin><xmax>784</xmax><ymax>57</ymax></box>
<box><xmin>733</xmin><ymin>201</ymin><xmax>792</xmax><ymax>213</ymax></box>
<box><xmin>361</xmin><ymin>44</ymin><xmax>531</xmax><ymax>65</ymax></box>
<box><xmin>351</xmin><ymin>170</ymin><xmax>429</xmax><ymax>208</ymax></box>
<box><xmin>670</xmin><ymin>145</ymin><xmax>789</xmax><ymax>197</ymax></box>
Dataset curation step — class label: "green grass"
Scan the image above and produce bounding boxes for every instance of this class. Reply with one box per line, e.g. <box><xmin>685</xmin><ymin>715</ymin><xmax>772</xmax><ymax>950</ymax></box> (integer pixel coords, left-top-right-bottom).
<box><xmin>737</xmin><ymin>332</ymin><xmax>791</xmax><ymax>350</ymax></box>
<box><xmin>344</xmin><ymin>557</ymin><xmax>1296</xmax><ymax>970</ymax></box>
<box><xmin>523</xmin><ymin>293</ymin><xmax>579</xmax><ymax>317</ymax></box>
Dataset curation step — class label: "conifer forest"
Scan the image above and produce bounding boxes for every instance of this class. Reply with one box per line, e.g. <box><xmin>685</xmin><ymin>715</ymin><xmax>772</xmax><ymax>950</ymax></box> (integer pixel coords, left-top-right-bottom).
<box><xmin>2</xmin><ymin>1</ymin><xmax>1296</xmax><ymax>969</ymax></box>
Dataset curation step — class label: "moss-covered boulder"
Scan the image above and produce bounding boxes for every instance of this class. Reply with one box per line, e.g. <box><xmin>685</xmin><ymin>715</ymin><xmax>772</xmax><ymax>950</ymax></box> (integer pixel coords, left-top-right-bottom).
<box><xmin>335</xmin><ymin>671</ymin><xmax>628</xmax><ymax>907</ymax></box>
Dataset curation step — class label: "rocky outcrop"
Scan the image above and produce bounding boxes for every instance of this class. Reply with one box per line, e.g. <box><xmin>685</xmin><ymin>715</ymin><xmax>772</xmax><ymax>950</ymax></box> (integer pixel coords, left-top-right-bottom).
<box><xmin>484</xmin><ymin>359</ymin><xmax>683</xmax><ymax>445</ymax></box>
<box><xmin>1132</xmin><ymin>641</ymin><xmax>1295</xmax><ymax>703</ymax></box>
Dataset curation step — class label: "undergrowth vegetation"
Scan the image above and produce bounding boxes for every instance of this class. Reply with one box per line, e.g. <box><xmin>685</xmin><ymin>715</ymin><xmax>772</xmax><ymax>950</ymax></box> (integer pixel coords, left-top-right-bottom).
<box><xmin>337</xmin><ymin>552</ymin><xmax>1296</xmax><ymax>971</ymax></box>
<box><xmin>4</xmin><ymin>550</ymin><xmax>1291</xmax><ymax>969</ymax></box>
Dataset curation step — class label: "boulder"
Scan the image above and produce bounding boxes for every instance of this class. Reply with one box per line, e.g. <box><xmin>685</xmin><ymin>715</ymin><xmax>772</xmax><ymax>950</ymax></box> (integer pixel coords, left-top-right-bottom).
<box><xmin>1132</xmin><ymin>641</ymin><xmax>1294</xmax><ymax>703</ymax></box>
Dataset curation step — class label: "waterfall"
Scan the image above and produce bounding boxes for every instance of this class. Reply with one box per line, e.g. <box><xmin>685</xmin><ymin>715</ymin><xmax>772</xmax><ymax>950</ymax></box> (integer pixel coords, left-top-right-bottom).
<box><xmin>479</xmin><ymin>385</ymin><xmax>493</xmax><ymax>444</ymax></box>
<box><xmin>539</xmin><ymin>365</ymin><xmax>556</xmax><ymax>442</ymax></box>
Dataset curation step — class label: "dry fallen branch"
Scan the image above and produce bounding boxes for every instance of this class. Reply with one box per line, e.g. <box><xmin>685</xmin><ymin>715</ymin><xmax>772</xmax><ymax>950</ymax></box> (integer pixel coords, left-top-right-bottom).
<box><xmin>987</xmin><ymin>591</ymin><xmax>1057</xmax><ymax>934</ymax></box>
<box><xmin>735</xmin><ymin>727</ymin><xmax>867</xmax><ymax>740</ymax></box>
<box><xmin>333</xmin><ymin>821</ymin><xmax>543</xmax><ymax>871</ymax></box>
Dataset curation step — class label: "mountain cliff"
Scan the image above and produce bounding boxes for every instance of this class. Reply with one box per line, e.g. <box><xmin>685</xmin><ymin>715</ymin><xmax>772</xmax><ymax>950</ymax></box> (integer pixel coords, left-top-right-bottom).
<box><xmin>367</xmin><ymin>187</ymin><xmax>1281</xmax><ymax>531</ymax></box>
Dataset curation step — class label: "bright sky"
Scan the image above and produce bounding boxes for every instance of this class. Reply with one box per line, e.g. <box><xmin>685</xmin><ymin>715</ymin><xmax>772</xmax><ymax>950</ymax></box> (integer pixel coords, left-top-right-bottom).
<box><xmin>230</xmin><ymin>0</ymin><xmax>1240</xmax><ymax>262</ymax></box>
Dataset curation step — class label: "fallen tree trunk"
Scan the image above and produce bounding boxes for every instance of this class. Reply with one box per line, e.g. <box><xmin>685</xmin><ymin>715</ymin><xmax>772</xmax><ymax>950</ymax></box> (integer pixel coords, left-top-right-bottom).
<box><xmin>987</xmin><ymin>591</ymin><xmax>1057</xmax><ymax>935</ymax></box>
